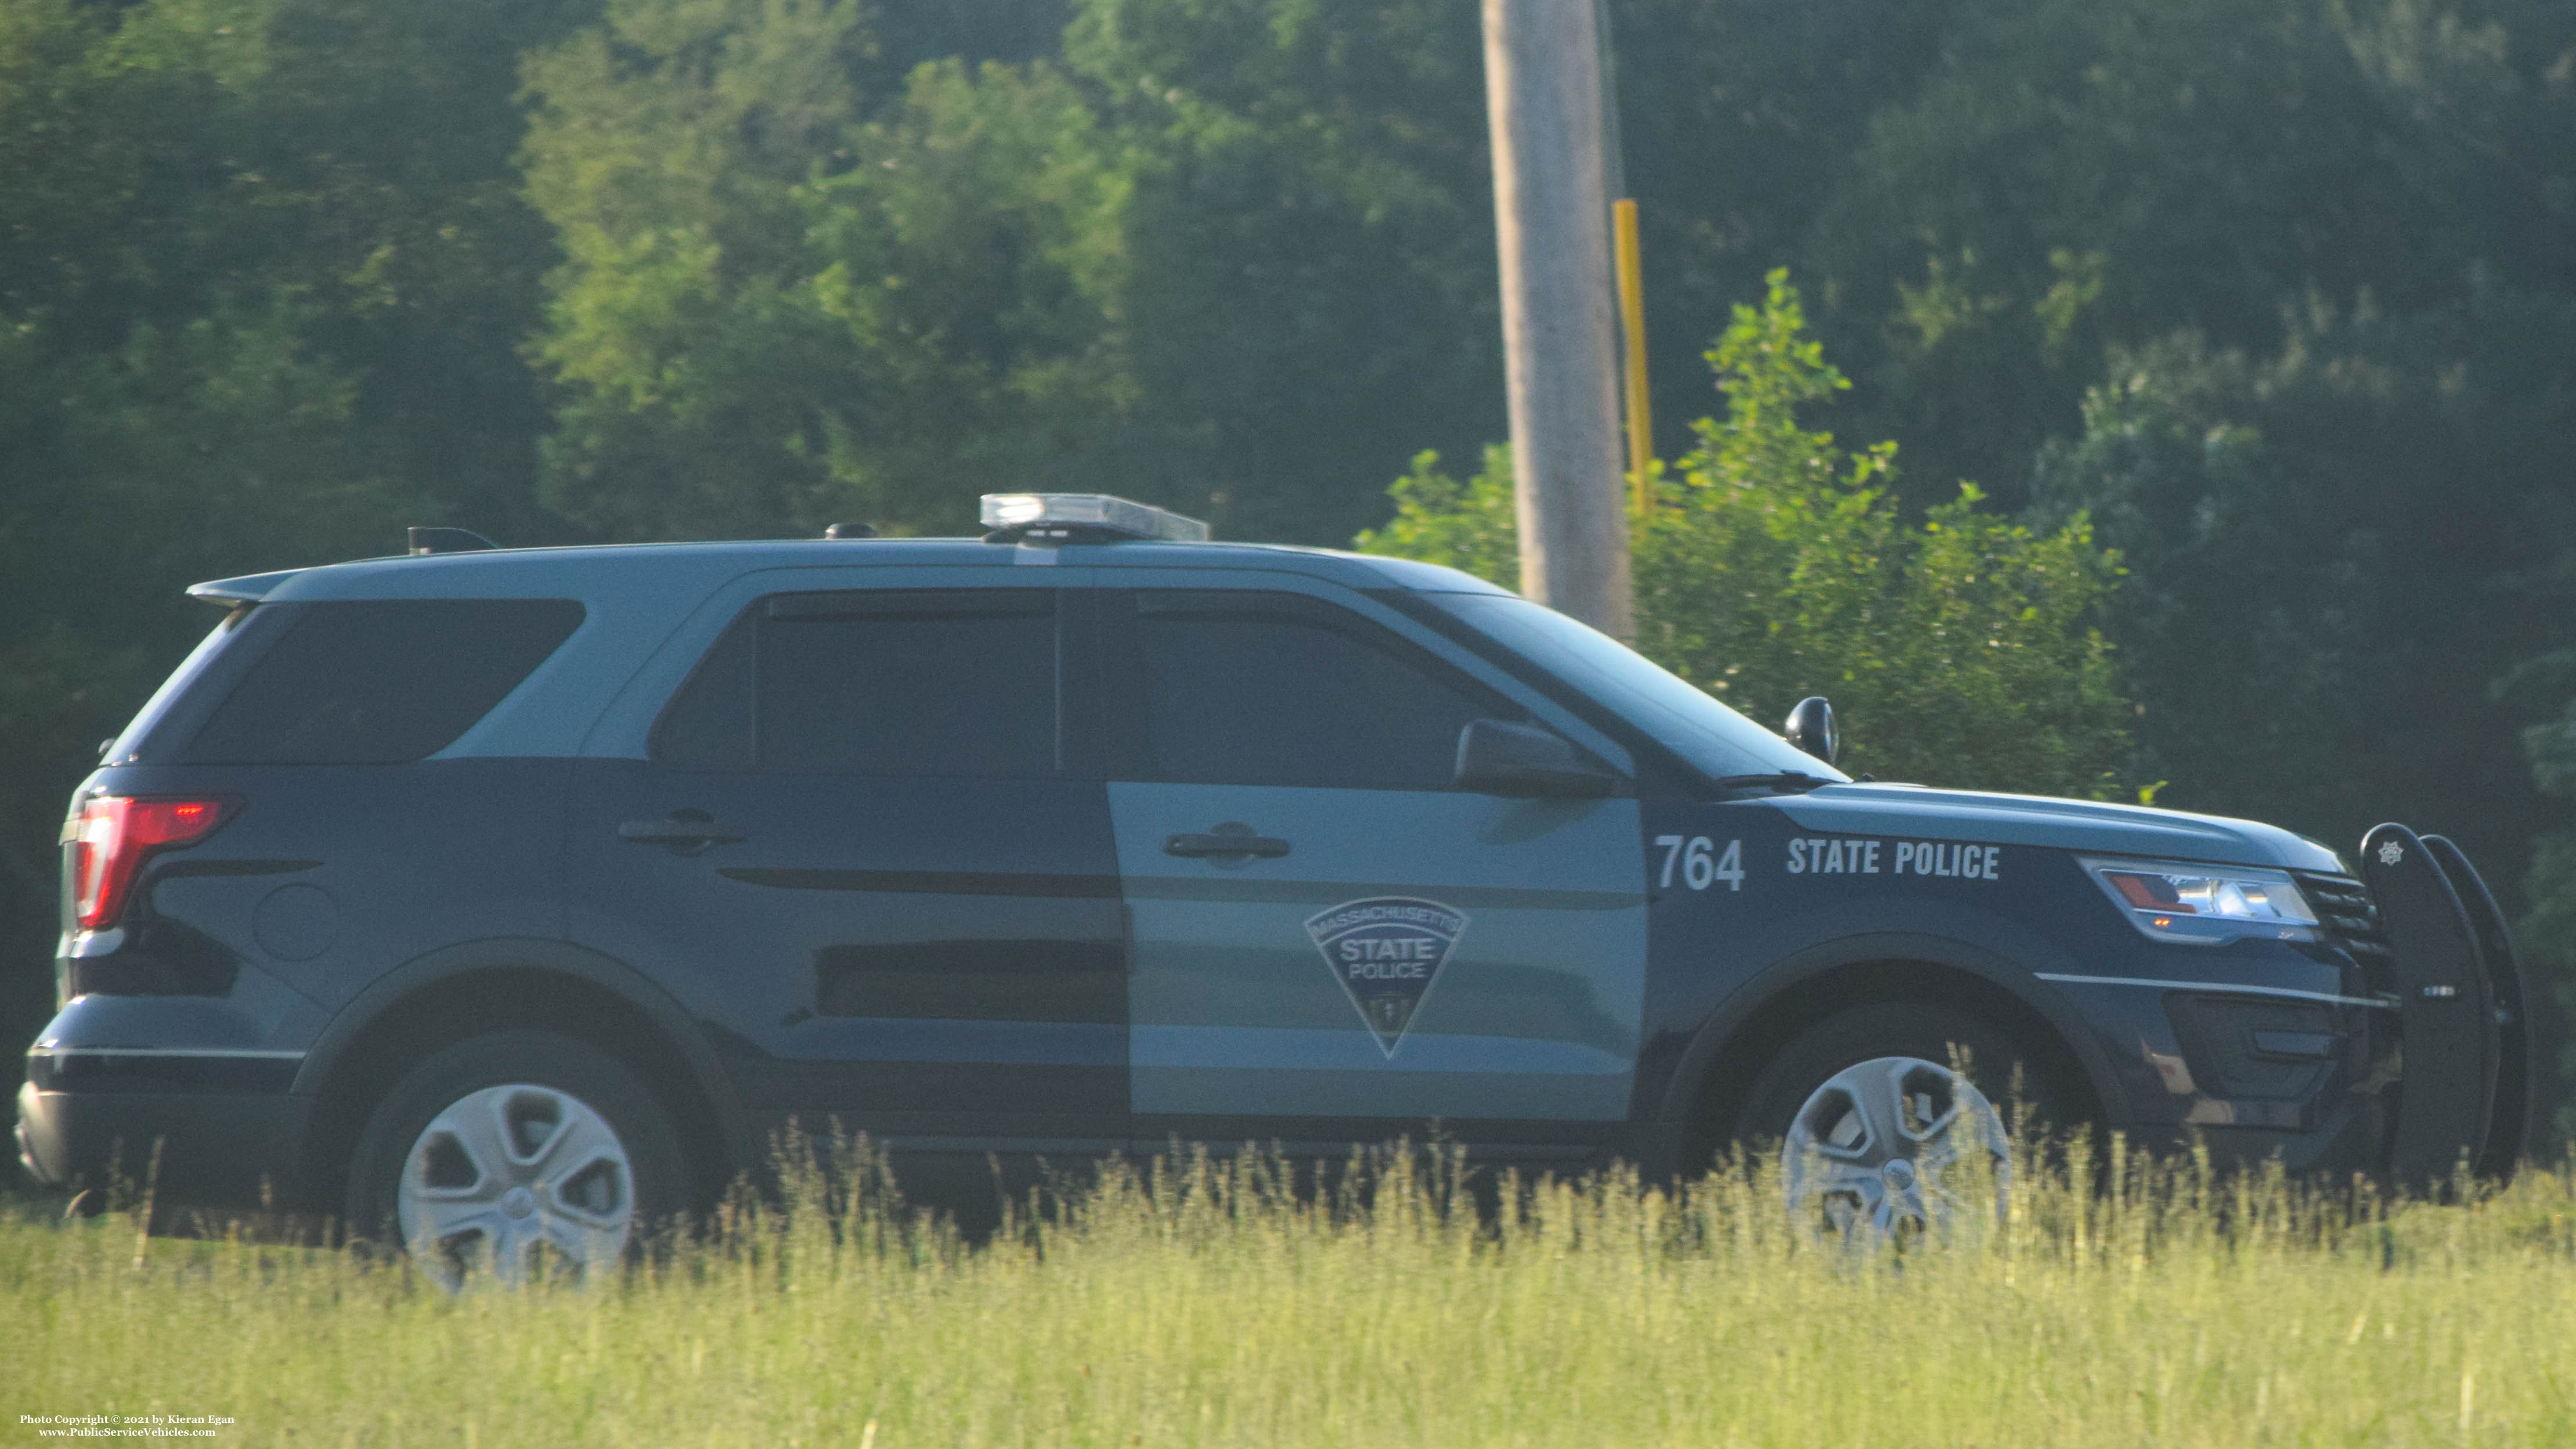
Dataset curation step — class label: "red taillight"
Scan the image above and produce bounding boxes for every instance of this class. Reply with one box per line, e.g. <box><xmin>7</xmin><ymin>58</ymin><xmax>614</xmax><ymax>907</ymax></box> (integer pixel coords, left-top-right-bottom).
<box><xmin>70</xmin><ymin>796</ymin><xmax>229</xmax><ymax>930</ymax></box>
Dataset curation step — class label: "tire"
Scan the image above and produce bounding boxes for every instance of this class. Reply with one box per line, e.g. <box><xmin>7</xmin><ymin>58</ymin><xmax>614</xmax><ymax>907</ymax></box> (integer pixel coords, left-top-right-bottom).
<box><xmin>1733</xmin><ymin>1003</ymin><xmax>2071</xmax><ymax>1234</ymax></box>
<box><xmin>344</xmin><ymin>1030</ymin><xmax>690</xmax><ymax>1286</ymax></box>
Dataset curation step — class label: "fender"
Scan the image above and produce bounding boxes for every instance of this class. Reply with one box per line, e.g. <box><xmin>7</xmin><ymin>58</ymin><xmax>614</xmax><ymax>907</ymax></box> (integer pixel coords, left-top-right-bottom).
<box><xmin>290</xmin><ymin>936</ymin><xmax>755</xmax><ymax>1176</ymax></box>
<box><xmin>1645</xmin><ymin>929</ymin><xmax>2132</xmax><ymax>1170</ymax></box>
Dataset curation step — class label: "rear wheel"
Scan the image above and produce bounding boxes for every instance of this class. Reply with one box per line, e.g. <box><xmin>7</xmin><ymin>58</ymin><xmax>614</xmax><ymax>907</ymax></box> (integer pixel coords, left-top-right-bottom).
<box><xmin>345</xmin><ymin>1030</ymin><xmax>688</xmax><ymax>1287</ymax></box>
<box><xmin>1734</xmin><ymin>1003</ymin><xmax>2067</xmax><ymax>1234</ymax></box>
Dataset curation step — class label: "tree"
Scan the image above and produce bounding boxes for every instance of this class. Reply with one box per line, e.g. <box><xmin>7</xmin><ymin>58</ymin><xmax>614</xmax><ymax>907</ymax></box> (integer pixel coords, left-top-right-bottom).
<box><xmin>2029</xmin><ymin>267</ymin><xmax>2576</xmax><ymax>1137</ymax></box>
<box><xmin>2029</xmin><ymin>278</ymin><xmax>2576</xmax><ymax>875</ymax></box>
<box><xmin>1794</xmin><ymin>0</ymin><xmax>2488</xmax><ymax>515</ymax></box>
<box><xmin>0</xmin><ymin>0</ymin><xmax>598</xmax><ymax>1093</ymax></box>
<box><xmin>1361</xmin><ymin>272</ymin><xmax>2133</xmax><ymax>797</ymax></box>
<box><xmin>1056</xmin><ymin>0</ymin><xmax>1499</xmax><ymax>545</ymax></box>
<box><xmin>521</xmin><ymin>0</ymin><xmax>1134</xmax><ymax>539</ymax></box>
<box><xmin>2505</xmin><ymin>651</ymin><xmax>2576</xmax><ymax>1140</ymax></box>
<box><xmin>522</xmin><ymin>0</ymin><xmax>1505</xmax><ymax>546</ymax></box>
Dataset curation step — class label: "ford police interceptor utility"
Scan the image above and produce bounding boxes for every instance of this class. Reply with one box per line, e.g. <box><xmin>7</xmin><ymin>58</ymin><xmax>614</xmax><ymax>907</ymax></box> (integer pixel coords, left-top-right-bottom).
<box><xmin>17</xmin><ymin>493</ymin><xmax>2531</xmax><ymax>1276</ymax></box>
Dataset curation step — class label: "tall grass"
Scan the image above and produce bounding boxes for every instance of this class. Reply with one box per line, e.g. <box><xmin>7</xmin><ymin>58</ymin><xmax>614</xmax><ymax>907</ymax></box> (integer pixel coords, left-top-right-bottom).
<box><xmin>8</xmin><ymin>1136</ymin><xmax>2576</xmax><ymax>1446</ymax></box>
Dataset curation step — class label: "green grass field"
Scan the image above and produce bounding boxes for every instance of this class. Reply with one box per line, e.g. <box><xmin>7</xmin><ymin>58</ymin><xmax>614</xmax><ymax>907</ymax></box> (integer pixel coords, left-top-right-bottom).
<box><xmin>7</xmin><ymin>1138</ymin><xmax>2576</xmax><ymax>1447</ymax></box>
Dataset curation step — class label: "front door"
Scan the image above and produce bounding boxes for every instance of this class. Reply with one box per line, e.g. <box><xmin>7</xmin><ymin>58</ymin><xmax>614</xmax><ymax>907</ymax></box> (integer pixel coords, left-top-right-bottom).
<box><xmin>1095</xmin><ymin>581</ymin><xmax>1649</xmax><ymax>1153</ymax></box>
<box><xmin>565</xmin><ymin>578</ymin><xmax>1127</xmax><ymax>1157</ymax></box>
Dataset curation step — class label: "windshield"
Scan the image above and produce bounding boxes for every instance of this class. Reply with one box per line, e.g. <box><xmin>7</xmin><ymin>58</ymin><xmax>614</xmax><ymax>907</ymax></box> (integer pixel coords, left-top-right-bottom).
<box><xmin>1425</xmin><ymin>593</ymin><xmax>1846</xmax><ymax>784</ymax></box>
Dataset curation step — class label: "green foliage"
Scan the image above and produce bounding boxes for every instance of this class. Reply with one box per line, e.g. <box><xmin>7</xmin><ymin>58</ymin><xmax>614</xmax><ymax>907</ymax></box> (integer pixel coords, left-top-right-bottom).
<box><xmin>1794</xmin><ymin>0</ymin><xmax>2462</xmax><ymax>509</ymax></box>
<box><xmin>2030</xmin><ymin>282</ymin><xmax>2576</xmax><ymax>859</ymax></box>
<box><xmin>0</xmin><ymin>0</ymin><xmax>601</xmax><ymax>1064</ymax></box>
<box><xmin>2525</xmin><ymin>830</ymin><xmax>2576</xmax><ymax>1142</ymax></box>
<box><xmin>522</xmin><ymin>0</ymin><xmax>1498</xmax><ymax>542</ymax></box>
<box><xmin>1058</xmin><ymin>0</ymin><xmax>1498</xmax><ymax>544</ymax></box>
<box><xmin>2034</xmin><ymin>279</ymin><xmax>2576</xmax><ymax>1134</ymax></box>
<box><xmin>521</xmin><ymin>0</ymin><xmax>1134</xmax><ymax>538</ymax></box>
<box><xmin>2506</xmin><ymin>646</ymin><xmax>2576</xmax><ymax>1140</ymax></box>
<box><xmin>1357</xmin><ymin>445</ymin><xmax>1520</xmax><ymax>589</ymax></box>
<box><xmin>1362</xmin><ymin>273</ymin><xmax>2133</xmax><ymax>798</ymax></box>
<box><xmin>13</xmin><ymin>1142</ymin><xmax>2576</xmax><ymax>1443</ymax></box>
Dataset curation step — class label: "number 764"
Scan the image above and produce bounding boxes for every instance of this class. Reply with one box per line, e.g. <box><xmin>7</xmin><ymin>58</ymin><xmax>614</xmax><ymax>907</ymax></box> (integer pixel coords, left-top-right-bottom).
<box><xmin>1653</xmin><ymin>835</ymin><xmax>1744</xmax><ymax>892</ymax></box>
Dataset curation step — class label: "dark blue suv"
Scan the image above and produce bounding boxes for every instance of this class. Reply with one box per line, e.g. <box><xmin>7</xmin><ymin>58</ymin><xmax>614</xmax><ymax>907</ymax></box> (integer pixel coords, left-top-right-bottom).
<box><xmin>17</xmin><ymin>495</ymin><xmax>2531</xmax><ymax>1277</ymax></box>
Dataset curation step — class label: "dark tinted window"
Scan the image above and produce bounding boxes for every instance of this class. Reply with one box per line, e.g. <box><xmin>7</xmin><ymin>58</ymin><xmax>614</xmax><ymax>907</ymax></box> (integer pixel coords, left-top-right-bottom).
<box><xmin>182</xmin><ymin>599</ymin><xmax>584</xmax><ymax>765</ymax></box>
<box><xmin>652</xmin><ymin>609</ymin><xmax>756</xmax><ymax>771</ymax></box>
<box><xmin>655</xmin><ymin>590</ymin><xmax>1058</xmax><ymax>777</ymax></box>
<box><xmin>1121</xmin><ymin>590</ymin><xmax>1513</xmax><ymax>790</ymax></box>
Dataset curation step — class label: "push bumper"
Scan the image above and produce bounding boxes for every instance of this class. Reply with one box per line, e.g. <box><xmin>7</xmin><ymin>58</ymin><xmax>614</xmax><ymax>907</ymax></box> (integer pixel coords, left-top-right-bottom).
<box><xmin>2358</xmin><ymin>824</ymin><xmax>2533</xmax><ymax>1190</ymax></box>
<box><xmin>2059</xmin><ymin>824</ymin><xmax>2525</xmax><ymax>1190</ymax></box>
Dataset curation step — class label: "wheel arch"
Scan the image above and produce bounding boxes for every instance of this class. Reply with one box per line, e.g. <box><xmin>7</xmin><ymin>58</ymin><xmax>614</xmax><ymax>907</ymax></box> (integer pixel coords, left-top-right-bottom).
<box><xmin>291</xmin><ymin>938</ymin><xmax>749</xmax><ymax>1210</ymax></box>
<box><xmin>1655</xmin><ymin>932</ymin><xmax>2122</xmax><ymax>1174</ymax></box>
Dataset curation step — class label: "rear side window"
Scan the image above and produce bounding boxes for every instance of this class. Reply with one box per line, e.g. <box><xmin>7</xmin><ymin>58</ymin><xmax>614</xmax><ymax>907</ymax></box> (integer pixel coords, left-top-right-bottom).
<box><xmin>654</xmin><ymin>589</ymin><xmax>1058</xmax><ymax>777</ymax></box>
<box><xmin>181</xmin><ymin>599</ymin><xmax>584</xmax><ymax>765</ymax></box>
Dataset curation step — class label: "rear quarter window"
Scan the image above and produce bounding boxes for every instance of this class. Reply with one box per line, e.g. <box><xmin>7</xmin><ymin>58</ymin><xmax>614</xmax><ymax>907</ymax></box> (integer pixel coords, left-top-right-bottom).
<box><xmin>180</xmin><ymin>599</ymin><xmax>585</xmax><ymax>765</ymax></box>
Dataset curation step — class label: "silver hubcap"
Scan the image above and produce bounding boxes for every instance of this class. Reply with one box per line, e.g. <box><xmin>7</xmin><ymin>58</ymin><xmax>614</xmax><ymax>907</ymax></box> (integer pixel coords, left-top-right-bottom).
<box><xmin>397</xmin><ymin>1083</ymin><xmax>635</xmax><ymax>1286</ymax></box>
<box><xmin>1783</xmin><ymin>1055</ymin><xmax>2009</xmax><ymax>1236</ymax></box>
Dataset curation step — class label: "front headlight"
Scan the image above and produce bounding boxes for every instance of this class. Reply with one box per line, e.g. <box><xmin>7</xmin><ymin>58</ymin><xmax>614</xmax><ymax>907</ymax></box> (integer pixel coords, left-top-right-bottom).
<box><xmin>2077</xmin><ymin>856</ymin><xmax>2319</xmax><ymax>947</ymax></box>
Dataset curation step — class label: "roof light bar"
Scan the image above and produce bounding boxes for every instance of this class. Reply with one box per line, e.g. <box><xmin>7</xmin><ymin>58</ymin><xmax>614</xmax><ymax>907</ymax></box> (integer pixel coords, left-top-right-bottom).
<box><xmin>406</xmin><ymin>527</ymin><xmax>499</xmax><ymax>556</ymax></box>
<box><xmin>980</xmin><ymin>493</ymin><xmax>1210</xmax><ymax>543</ymax></box>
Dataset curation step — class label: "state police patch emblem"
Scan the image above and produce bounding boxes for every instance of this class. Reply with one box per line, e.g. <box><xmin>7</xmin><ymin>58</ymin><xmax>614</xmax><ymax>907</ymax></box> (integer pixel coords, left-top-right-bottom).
<box><xmin>1304</xmin><ymin>897</ymin><xmax>1468</xmax><ymax>1057</ymax></box>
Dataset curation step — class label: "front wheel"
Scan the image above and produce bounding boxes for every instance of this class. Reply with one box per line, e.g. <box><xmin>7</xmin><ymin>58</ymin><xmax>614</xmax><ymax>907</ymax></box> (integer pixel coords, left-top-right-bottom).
<box><xmin>345</xmin><ymin>1030</ymin><xmax>690</xmax><ymax>1287</ymax></box>
<box><xmin>1734</xmin><ymin>1003</ymin><xmax>2065</xmax><ymax>1235</ymax></box>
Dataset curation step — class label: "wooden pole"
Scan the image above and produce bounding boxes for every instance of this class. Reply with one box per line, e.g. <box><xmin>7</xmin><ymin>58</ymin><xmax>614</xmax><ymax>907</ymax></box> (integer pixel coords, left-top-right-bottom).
<box><xmin>1612</xmin><ymin>197</ymin><xmax>1653</xmax><ymax>511</ymax></box>
<box><xmin>1481</xmin><ymin>0</ymin><xmax>1632</xmax><ymax>636</ymax></box>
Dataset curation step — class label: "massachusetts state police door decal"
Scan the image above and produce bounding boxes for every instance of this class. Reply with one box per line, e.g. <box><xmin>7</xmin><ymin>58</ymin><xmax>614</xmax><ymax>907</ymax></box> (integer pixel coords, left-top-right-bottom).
<box><xmin>1304</xmin><ymin>898</ymin><xmax>1467</xmax><ymax>1057</ymax></box>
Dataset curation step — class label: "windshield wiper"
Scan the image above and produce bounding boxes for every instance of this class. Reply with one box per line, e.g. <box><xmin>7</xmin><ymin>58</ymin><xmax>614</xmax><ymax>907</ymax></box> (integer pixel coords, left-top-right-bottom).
<box><xmin>1708</xmin><ymin>772</ymin><xmax>1833</xmax><ymax>795</ymax></box>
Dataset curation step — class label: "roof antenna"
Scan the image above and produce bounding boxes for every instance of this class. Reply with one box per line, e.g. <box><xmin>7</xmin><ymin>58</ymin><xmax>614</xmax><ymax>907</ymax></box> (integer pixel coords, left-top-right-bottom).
<box><xmin>407</xmin><ymin>527</ymin><xmax>498</xmax><ymax>556</ymax></box>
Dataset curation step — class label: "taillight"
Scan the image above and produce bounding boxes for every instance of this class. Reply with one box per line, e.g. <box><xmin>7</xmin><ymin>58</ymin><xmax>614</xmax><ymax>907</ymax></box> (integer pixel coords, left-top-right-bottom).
<box><xmin>70</xmin><ymin>796</ymin><xmax>230</xmax><ymax>930</ymax></box>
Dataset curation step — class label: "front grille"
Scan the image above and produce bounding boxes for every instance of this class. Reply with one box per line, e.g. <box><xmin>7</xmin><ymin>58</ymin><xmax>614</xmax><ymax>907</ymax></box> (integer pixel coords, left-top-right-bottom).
<box><xmin>2292</xmin><ymin>870</ymin><xmax>2393</xmax><ymax>990</ymax></box>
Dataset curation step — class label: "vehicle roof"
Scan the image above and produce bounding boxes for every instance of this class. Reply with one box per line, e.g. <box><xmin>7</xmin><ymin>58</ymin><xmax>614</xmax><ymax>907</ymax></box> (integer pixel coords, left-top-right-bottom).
<box><xmin>191</xmin><ymin>537</ymin><xmax>1512</xmax><ymax>605</ymax></box>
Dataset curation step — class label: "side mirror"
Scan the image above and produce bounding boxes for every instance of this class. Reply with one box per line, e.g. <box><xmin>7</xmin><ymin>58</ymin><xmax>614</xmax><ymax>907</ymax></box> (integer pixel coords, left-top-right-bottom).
<box><xmin>1784</xmin><ymin>696</ymin><xmax>1838</xmax><ymax>765</ymax></box>
<box><xmin>1455</xmin><ymin>718</ymin><xmax>1622</xmax><ymax>798</ymax></box>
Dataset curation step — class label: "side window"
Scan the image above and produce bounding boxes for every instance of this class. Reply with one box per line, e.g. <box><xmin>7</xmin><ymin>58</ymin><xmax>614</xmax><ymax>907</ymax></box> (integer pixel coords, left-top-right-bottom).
<box><xmin>1115</xmin><ymin>590</ymin><xmax>1518</xmax><ymax>791</ymax></box>
<box><xmin>181</xmin><ymin>599</ymin><xmax>585</xmax><ymax>765</ymax></box>
<box><xmin>654</xmin><ymin>589</ymin><xmax>1058</xmax><ymax>777</ymax></box>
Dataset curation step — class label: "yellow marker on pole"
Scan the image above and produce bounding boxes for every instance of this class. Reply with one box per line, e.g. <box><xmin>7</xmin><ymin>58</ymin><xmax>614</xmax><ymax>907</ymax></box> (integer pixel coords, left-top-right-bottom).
<box><xmin>1612</xmin><ymin>197</ymin><xmax>1652</xmax><ymax>513</ymax></box>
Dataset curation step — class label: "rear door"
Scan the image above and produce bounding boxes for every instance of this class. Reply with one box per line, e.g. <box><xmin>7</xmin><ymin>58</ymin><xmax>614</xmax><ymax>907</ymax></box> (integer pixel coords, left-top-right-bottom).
<box><xmin>1096</xmin><ymin>576</ymin><xmax>1650</xmax><ymax>1154</ymax></box>
<box><xmin>565</xmin><ymin>571</ymin><xmax>1126</xmax><ymax>1155</ymax></box>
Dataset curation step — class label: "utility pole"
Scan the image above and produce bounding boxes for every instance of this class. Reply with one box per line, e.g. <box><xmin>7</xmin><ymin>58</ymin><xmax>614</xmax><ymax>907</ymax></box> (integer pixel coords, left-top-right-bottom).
<box><xmin>1481</xmin><ymin>0</ymin><xmax>1631</xmax><ymax>637</ymax></box>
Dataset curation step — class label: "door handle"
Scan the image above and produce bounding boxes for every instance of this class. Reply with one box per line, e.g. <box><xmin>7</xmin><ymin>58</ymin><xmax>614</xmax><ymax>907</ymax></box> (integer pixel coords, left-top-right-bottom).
<box><xmin>619</xmin><ymin>810</ymin><xmax>746</xmax><ymax>855</ymax></box>
<box><xmin>1165</xmin><ymin>823</ymin><xmax>1290</xmax><ymax>860</ymax></box>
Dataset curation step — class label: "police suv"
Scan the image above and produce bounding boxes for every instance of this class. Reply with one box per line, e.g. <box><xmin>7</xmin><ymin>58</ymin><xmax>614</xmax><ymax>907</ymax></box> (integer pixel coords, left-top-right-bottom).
<box><xmin>17</xmin><ymin>493</ymin><xmax>2531</xmax><ymax>1274</ymax></box>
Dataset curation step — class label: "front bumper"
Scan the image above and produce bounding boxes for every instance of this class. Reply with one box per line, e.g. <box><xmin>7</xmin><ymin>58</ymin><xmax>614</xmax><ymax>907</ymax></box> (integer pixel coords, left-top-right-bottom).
<box><xmin>2141</xmin><ymin>826</ymin><xmax>2539</xmax><ymax>1187</ymax></box>
<box><xmin>2018</xmin><ymin>825</ymin><xmax>2523</xmax><ymax>1190</ymax></box>
<box><xmin>2128</xmin><ymin>1093</ymin><xmax>2391</xmax><ymax>1178</ymax></box>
